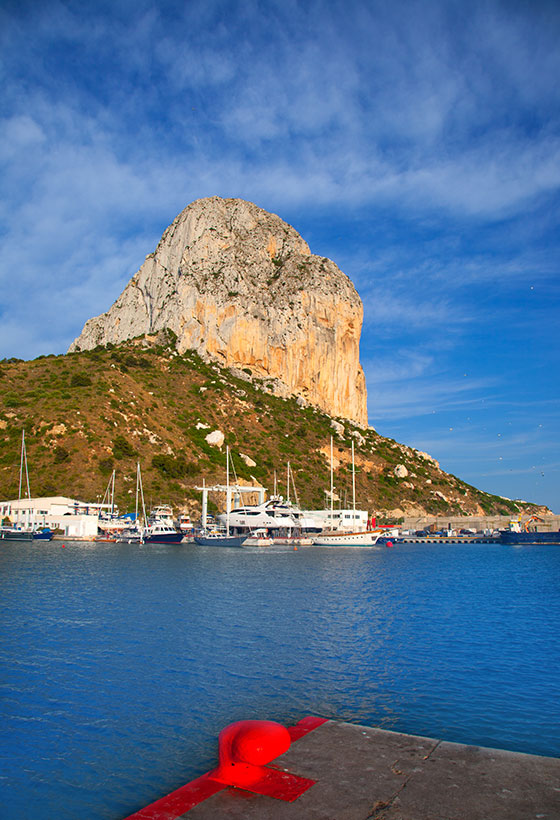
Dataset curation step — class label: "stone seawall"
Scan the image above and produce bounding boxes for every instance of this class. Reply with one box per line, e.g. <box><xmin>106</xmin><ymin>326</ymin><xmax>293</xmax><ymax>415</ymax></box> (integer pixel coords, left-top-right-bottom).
<box><xmin>401</xmin><ymin>513</ymin><xmax>560</xmax><ymax>532</ymax></box>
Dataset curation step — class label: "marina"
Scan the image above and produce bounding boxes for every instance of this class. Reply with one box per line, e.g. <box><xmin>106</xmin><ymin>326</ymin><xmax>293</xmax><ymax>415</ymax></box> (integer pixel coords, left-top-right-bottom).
<box><xmin>195</xmin><ymin>442</ymin><xmax>389</xmax><ymax>547</ymax></box>
<box><xmin>0</xmin><ymin>538</ymin><xmax>558</xmax><ymax>820</ymax></box>
<box><xmin>1</xmin><ymin>433</ymin><xmax>558</xmax><ymax>547</ymax></box>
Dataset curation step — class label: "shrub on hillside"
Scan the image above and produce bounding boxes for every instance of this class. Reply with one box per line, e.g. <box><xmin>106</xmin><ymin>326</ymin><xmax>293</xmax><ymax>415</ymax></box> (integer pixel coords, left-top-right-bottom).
<box><xmin>53</xmin><ymin>446</ymin><xmax>69</xmax><ymax>463</ymax></box>
<box><xmin>112</xmin><ymin>435</ymin><xmax>136</xmax><ymax>459</ymax></box>
<box><xmin>98</xmin><ymin>457</ymin><xmax>114</xmax><ymax>475</ymax></box>
<box><xmin>152</xmin><ymin>454</ymin><xmax>199</xmax><ymax>479</ymax></box>
<box><xmin>70</xmin><ymin>373</ymin><xmax>92</xmax><ymax>387</ymax></box>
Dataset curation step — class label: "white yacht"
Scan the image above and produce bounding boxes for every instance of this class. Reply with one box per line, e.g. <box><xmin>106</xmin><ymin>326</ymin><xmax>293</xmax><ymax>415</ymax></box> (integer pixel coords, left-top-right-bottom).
<box><xmin>149</xmin><ymin>505</ymin><xmax>174</xmax><ymax>524</ymax></box>
<box><xmin>217</xmin><ymin>496</ymin><xmax>318</xmax><ymax>537</ymax></box>
<box><xmin>177</xmin><ymin>512</ymin><xmax>194</xmax><ymax>535</ymax></box>
<box><xmin>143</xmin><ymin>519</ymin><xmax>183</xmax><ymax>544</ymax></box>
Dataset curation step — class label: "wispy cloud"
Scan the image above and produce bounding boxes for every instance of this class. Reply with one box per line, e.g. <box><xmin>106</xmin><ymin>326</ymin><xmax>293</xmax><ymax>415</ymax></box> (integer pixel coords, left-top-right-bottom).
<box><xmin>365</xmin><ymin>362</ymin><xmax>499</xmax><ymax>421</ymax></box>
<box><xmin>3</xmin><ymin>0</ymin><xmax>559</xmax><ymax>225</ymax></box>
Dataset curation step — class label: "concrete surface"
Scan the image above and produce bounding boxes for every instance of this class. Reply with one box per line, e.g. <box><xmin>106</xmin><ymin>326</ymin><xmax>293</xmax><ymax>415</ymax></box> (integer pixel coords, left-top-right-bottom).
<box><xmin>181</xmin><ymin>721</ymin><xmax>560</xmax><ymax>820</ymax></box>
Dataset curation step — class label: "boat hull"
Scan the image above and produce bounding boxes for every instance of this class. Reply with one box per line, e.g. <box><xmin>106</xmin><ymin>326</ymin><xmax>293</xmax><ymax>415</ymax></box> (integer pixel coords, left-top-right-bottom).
<box><xmin>242</xmin><ymin>537</ymin><xmax>274</xmax><ymax>547</ymax></box>
<box><xmin>33</xmin><ymin>529</ymin><xmax>53</xmax><ymax>541</ymax></box>
<box><xmin>115</xmin><ymin>530</ymin><xmax>144</xmax><ymax>544</ymax></box>
<box><xmin>273</xmin><ymin>536</ymin><xmax>314</xmax><ymax>546</ymax></box>
<box><xmin>500</xmin><ymin>531</ymin><xmax>560</xmax><ymax>545</ymax></box>
<box><xmin>194</xmin><ymin>534</ymin><xmax>248</xmax><ymax>548</ymax></box>
<box><xmin>143</xmin><ymin>532</ymin><xmax>184</xmax><ymax>544</ymax></box>
<box><xmin>0</xmin><ymin>529</ymin><xmax>34</xmax><ymax>542</ymax></box>
<box><xmin>312</xmin><ymin>531</ymin><xmax>381</xmax><ymax>547</ymax></box>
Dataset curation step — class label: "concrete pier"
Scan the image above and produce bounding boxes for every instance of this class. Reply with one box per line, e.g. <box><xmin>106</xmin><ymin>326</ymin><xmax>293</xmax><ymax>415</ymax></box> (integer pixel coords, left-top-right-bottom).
<box><xmin>127</xmin><ymin>719</ymin><xmax>560</xmax><ymax>819</ymax></box>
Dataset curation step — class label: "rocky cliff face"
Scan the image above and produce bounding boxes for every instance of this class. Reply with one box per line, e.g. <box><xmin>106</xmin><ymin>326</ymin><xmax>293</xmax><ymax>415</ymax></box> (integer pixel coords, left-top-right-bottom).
<box><xmin>69</xmin><ymin>197</ymin><xmax>368</xmax><ymax>426</ymax></box>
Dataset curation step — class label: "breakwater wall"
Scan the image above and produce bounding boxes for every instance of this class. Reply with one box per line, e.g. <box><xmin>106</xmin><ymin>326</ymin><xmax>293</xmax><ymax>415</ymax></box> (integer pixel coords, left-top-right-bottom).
<box><xmin>401</xmin><ymin>513</ymin><xmax>560</xmax><ymax>532</ymax></box>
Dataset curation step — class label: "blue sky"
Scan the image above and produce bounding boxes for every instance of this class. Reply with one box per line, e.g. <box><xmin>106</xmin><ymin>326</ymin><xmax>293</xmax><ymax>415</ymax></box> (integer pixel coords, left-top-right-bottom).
<box><xmin>1</xmin><ymin>0</ymin><xmax>559</xmax><ymax>511</ymax></box>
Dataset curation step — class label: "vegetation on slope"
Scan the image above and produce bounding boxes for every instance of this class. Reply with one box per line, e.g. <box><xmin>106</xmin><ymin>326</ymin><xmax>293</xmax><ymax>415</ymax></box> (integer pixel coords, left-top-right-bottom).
<box><xmin>0</xmin><ymin>334</ymin><xmax>546</xmax><ymax>522</ymax></box>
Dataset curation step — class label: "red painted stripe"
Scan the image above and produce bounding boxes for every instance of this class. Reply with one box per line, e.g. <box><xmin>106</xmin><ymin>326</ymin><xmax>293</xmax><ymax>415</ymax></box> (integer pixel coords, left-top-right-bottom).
<box><xmin>123</xmin><ymin>717</ymin><xmax>329</xmax><ymax>819</ymax></box>
<box><xmin>287</xmin><ymin>716</ymin><xmax>329</xmax><ymax>740</ymax></box>
<box><xmin>211</xmin><ymin>766</ymin><xmax>317</xmax><ymax>802</ymax></box>
<box><xmin>123</xmin><ymin>774</ymin><xmax>225</xmax><ymax>820</ymax></box>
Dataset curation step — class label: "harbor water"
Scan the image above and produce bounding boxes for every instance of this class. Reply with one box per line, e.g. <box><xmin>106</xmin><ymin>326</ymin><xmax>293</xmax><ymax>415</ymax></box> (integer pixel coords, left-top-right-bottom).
<box><xmin>1</xmin><ymin>540</ymin><xmax>559</xmax><ymax>819</ymax></box>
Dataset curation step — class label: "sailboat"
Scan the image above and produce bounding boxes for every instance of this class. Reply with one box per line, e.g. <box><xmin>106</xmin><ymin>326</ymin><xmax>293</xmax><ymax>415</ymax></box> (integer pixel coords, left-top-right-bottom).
<box><xmin>0</xmin><ymin>431</ymin><xmax>52</xmax><ymax>542</ymax></box>
<box><xmin>115</xmin><ymin>463</ymin><xmax>146</xmax><ymax>543</ymax></box>
<box><xmin>312</xmin><ymin>439</ymin><xmax>381</xmax><ymax>547</ymax></box>
<box><xmin>96</xmin><ymin>471</ymin><xmax>129</xmax><ymax>538</ymax></box>
<box><xmin>194</xmin><ymin>447</ymin><xmax>249</xmax><ymax>547</ymax></box>
<box><xmin>115</xmin><ymin>464</ymin><xmax>183</xmax><ymax>544</ymax></box>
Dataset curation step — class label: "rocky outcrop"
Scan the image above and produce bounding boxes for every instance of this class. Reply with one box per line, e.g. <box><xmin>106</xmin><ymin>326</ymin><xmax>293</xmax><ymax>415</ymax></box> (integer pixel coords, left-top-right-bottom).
<box><xmin>69</xmin><ymin>197</ymin><xmax>368</xmax><ymax>425</ymax></box>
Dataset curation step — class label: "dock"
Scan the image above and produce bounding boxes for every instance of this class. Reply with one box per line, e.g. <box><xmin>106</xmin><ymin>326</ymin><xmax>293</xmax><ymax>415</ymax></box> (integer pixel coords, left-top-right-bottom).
<box><xmin>125</xmin><ymin>718</ymin><xmax>560</xmax><ymax>819</ymax></box>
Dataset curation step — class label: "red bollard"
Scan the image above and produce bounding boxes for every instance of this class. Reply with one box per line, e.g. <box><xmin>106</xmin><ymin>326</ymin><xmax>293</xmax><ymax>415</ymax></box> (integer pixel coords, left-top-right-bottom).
<box><xmin>211</xmin><ymin>720</ymin><xmax>291</xmax><ymax>787</ymax></box>
<box><xmin>122</xmin><ymin>717</ymin><xmax>327</xmax><ymax>818</ymax></box>
<box><xmin>209</xmin><ymin>719</ymin><xmax>316</xmax><ymax>800</ymax></box>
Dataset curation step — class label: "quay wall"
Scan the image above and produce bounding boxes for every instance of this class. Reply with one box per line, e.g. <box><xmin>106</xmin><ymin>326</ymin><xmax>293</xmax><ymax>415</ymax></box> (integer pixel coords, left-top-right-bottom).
<box><xmin>400</xmin><ymin>513</ymin><xmax>560</xmax><ymax>532</ymax></box>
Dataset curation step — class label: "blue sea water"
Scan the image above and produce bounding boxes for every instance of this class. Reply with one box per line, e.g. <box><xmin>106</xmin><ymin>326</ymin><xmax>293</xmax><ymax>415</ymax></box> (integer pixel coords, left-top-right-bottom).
<box><xmin>0</xmin><ymin>540</ymin><xmax>559</xmax><ymax>819</ymax></box>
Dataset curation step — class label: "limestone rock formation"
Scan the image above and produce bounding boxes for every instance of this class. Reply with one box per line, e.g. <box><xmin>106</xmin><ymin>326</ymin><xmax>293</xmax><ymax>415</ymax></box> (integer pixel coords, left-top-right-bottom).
<box><xmin>69</xmin><ymin>197</ymin><xmax>368</xmax><ymax>425</ymax></box>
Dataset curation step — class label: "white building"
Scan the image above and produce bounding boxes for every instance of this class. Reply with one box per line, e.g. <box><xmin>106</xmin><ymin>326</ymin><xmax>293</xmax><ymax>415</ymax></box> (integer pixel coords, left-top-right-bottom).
<box><xmin>0</xmin><ymin>496</ymin><xmax>100</xmax><ymax>538</ymax></box>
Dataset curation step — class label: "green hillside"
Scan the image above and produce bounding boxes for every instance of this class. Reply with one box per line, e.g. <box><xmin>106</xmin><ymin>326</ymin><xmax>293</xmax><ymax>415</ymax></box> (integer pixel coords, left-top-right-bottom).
<box><xmin>0</xmin><ymin>333</ymin><xmax>546</xmax><ymax>522</ymax></box>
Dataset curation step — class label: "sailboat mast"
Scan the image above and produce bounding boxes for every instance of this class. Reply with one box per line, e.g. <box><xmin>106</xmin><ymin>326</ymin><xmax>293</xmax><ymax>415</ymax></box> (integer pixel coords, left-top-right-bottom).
<box><xmin>352</xmin><ymin>440</ymin><xmax>356</xmax><ymax>516</ymax></box>
<box><xmin>330</xmin><ymin>436</ymin><xmax>334</xmax><ymax>517</ymax></box>
<box><xmin>226</xmin><ymin>445</ymin><xmax>230</xmax><ymax>536</ymax></box>
<box><xmin>24</xmin><ymin>444</ymin><xmax>30</xmax><ymax>500</ymax></box>
<box><xmin>201</xmin><ymin>477</ymin><xmax>207</xmax><ymax>529</ymax></box>
<box><xmin>19</xmin><ymin>431</ymin><xmax>24</xmax><ymax>501</ymax></box>
<box><xmin>135</xmin><ymin>462</ymin><xmax>140</xmax><ymax>523</ymax></box>
<box><xmin>289</xmin><ymin>464</ymin><xmax>301</xmax><ymax>510</ymax></box>
<box><xmin>139</xmin><ymin>464</ymin><xmax>147</xmax><ymax>523</ymax></box>
<box><xmin>19</xmin><ymin>430</ymin><xmax>31</xmax><ymax>501</ymax></box>
<box><xmin>287</xmin><ymin>462</ymin><xmax>290</xmax><ymax>504</ymax></box>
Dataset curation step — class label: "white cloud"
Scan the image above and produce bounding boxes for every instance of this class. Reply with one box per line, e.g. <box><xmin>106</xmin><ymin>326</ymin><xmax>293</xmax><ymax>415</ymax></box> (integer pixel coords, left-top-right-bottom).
<box><xmin>366</xmin><ymin>374</ymin><xmax>498</xmax><ymax>422</ymax></box>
